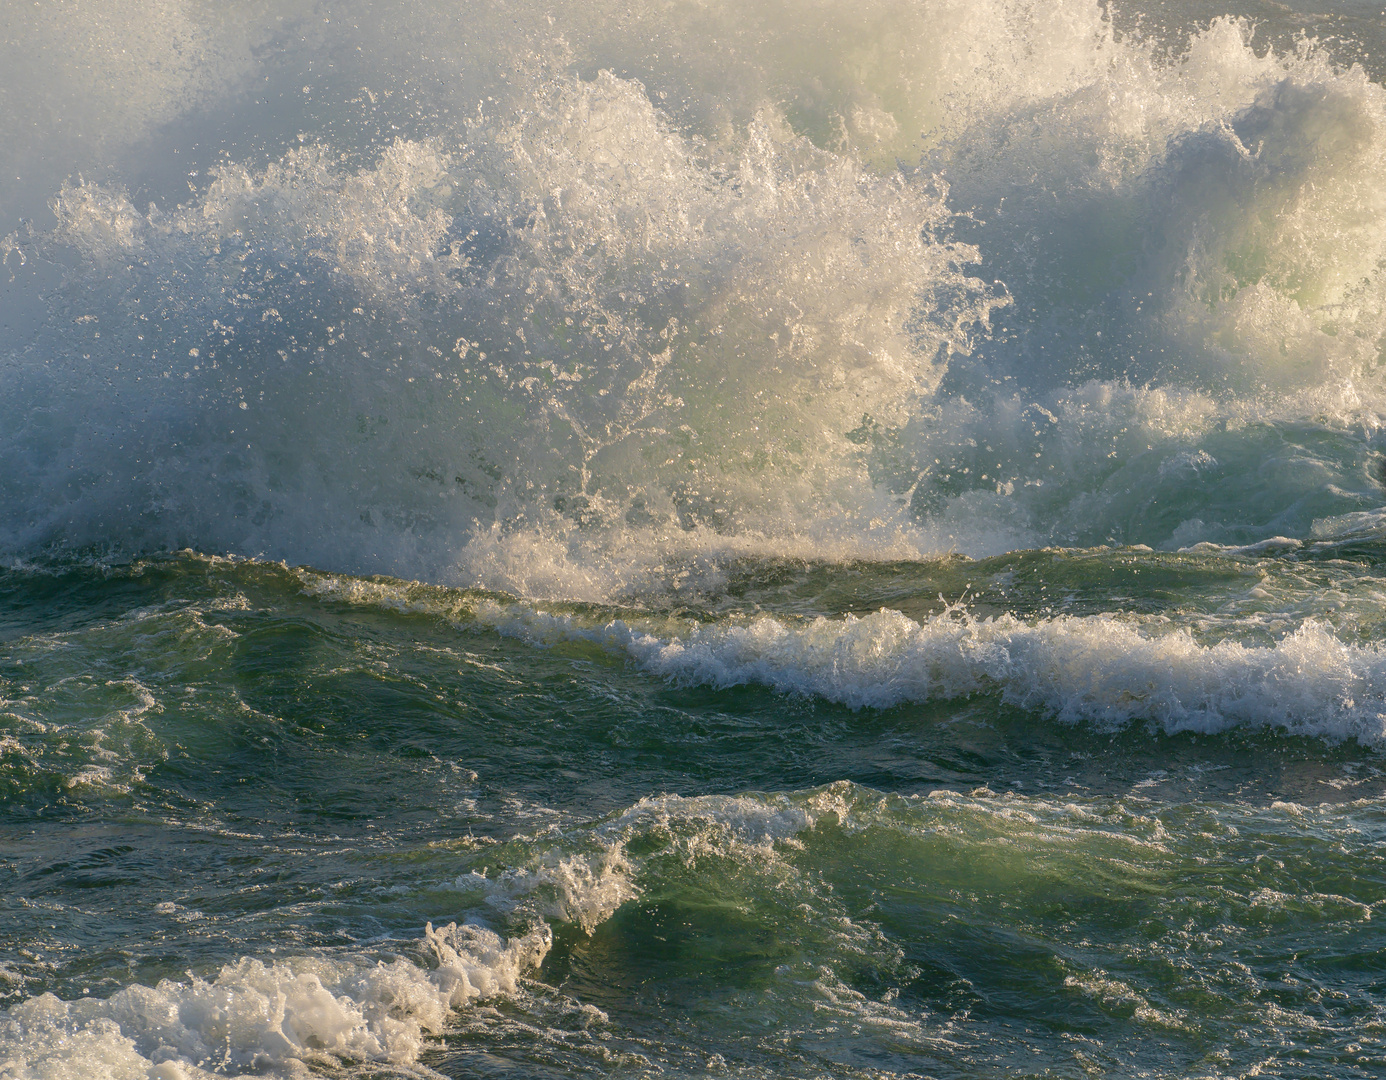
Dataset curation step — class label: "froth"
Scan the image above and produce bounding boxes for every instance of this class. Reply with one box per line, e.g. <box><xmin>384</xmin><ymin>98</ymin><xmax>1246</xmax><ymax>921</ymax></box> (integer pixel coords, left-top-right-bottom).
<box><xmin>465</xmin><ymin>848</ymin><xmax>639</xmax><ymax>936</ymax></box>
<box><xmin>5</xmin><ymin>2</ymin><xmax>1386</xmax><ymax>590</ymax></box>
<box><xmin>0</xmin><ymin>922</ymin><xmax>548</xmax><ymax>1078</ymax></box>
<box><xmin>296</xmin><ymin>569</ymin><xmax>1386</xmax><ymax>743</ymax></box>
<box><xmin>1</xmin><ymin>62</ymin><xmax>989</xmax><ymax>580</ymax></box>
<box><xmin>479</xmin><ymin>601</ymin><xmax>1386</xmax><ymax>743</ymax></box>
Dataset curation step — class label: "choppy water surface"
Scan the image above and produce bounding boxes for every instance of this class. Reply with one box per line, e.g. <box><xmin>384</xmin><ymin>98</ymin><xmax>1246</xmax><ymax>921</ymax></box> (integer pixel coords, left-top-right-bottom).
<box><xmin>6</xmin><ymin>2</ymin><xmax>1386</xmax><ymax>1077</ymax></box>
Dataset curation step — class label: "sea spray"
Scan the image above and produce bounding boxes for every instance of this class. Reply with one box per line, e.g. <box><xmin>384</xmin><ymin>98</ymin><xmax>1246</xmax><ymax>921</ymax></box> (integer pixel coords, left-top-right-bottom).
<box><xmin>4</xmin><ymin>2</ymin><xmax>1386</xmax><ymax>593</ymax></box>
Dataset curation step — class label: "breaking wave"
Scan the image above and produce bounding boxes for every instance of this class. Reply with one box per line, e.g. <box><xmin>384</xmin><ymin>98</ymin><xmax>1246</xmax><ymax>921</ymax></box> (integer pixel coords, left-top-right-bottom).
<box><xmin>0</xmin><ymin>922</ymin><xmax>548</xmax><ymax>1078</ymax></box>
<box><xmin>2</xmin><ymin>1</ymin><xmax>1386</xmax><ymax>594</ymax></box>
<box><xmin>299</xmin><ymin>569</ymin><xmax>1386</xmax><ymax>743</ymax></box>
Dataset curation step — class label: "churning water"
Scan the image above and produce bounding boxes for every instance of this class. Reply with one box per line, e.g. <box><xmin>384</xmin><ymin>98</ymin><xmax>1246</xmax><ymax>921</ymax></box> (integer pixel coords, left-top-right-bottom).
<box><xmin>5</xmin><ymin>2</ymin><xmax>1386</xmax><ymax>1077</ymax></box>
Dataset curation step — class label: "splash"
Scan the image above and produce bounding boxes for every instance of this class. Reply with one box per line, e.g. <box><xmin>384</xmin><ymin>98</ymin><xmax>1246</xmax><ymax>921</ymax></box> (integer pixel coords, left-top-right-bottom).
<box><xmin>4</xmin><ymin>1</ymin><xmax>1386</xmax><ymax>594</ymax></box>
<box><xmin>0</xmin><ymin>922</ymin><xmax>549</xmax><ymax>1078</ymax></box>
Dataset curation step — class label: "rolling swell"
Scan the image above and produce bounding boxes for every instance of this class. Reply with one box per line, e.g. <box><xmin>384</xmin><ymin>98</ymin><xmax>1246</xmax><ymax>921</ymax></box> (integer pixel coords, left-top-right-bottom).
<box><xmin>300</xmin><ymin>556</ymin><xmax>1386</xmax><ymax>744</ymax></box>
<box><xmin>3</xmin><ymin>549</ymin><xmax>1386</xmax><ymax>1078</ymax></box>
<box><xmin>6</xmin><ymin>756</ymin><xmax>1386</xmax><ymax>1077</ymax></box>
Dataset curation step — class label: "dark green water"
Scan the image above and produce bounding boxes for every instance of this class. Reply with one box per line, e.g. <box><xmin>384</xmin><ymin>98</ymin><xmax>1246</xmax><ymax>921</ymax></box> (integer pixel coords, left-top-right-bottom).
<box><xmin>4</xmin><ymin>550</ymin><xmax>1386</xmax><ymax>1078</ymax></box>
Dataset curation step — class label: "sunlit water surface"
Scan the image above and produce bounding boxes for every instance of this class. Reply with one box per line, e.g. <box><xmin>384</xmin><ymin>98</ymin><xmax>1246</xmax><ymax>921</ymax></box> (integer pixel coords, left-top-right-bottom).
<box><xmin>5</xmin><ymin>2</ymin><xmax>1386</xmax><ymax>1077</ymax></box>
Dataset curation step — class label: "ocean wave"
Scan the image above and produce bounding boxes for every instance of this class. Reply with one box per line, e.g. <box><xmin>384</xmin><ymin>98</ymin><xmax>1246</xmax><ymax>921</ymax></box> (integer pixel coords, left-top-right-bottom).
<box><xmin>0</xmin><ymin>922</ymin><xmax>548</xmax><ymax>1078</ymax></box>
<box><xmin>496</xmin><ymin>604</ymin><xmax>1386</xmax><ymax>742</ymax></box>
<box><xmin>5</xmin><ymin>774</ymin><xmax>1384</xmax><ymax>1076</ymax></box>
<box><xmin>295</xmin><ymin>567</ymin><xmax>1386</xmax><ymax>743</ymax></box>
<box><xmin>3</xmin><ymin>2</ymin><xmax>1386</xmax><ymax>587</ymax></box>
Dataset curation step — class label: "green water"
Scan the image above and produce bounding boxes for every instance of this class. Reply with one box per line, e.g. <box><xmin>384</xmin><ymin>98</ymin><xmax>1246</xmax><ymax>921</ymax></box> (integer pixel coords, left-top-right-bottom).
<box><xmin>8</xmin><ymin>2</ymin><xmax>1386</xmax><ymax>1076</ymax></box>
<box><xmin>3</xmin><ymin>551</ymin><xmax>1385</xmax><ymax>1078</ymax></box>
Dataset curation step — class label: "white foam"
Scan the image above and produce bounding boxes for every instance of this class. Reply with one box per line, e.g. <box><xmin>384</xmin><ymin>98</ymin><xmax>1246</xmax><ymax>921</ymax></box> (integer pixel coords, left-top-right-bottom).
<box><xmin>5</xmin><ymin>2</ymin><xmax>1386</xmax><ymax>589</ymax></box>
<box><xmin>293</xmin><ymin>566</ymin><xmax>1386</xmax><ymax>742</ymax></box>
<box><xmin>0</xmin><ymin>67</ymin><xmax>991</xmax><ymax>581</ymax></box>
<box><xmin>1178</xmin><ymin>536</ymin><xmax>1304</xmax><ymax>556</ymax></box>
<box><xmin>464</xmin><ymin>848</ymin><xmax>639</xmax><ymax>936</ymax></box>
<box><xmin>0</xmin><ymin>923</ymin><xmax>548</xmax><ymax>1079</ymax></box>
<box><xmin>477</xmin><ymin>602</ymin><xmax>1386</xmax><ymax>743</ymax></box>
<box><xmin>601</xmin><ymin>791</ymin><xmax>822</xmax><ymax>855</ymax></box>
<box><xmin>2</xmin><ymin>4</ymin><xmax>1386</xmax><ymax>587</ymax></box>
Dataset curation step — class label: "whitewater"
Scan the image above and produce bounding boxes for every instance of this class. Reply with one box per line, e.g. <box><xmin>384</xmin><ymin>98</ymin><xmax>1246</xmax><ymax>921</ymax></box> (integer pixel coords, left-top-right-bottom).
<box><xmin>5</xmin><ymin>2</ymin><xmax>1386</xmax><ymax>1078</ymax></box>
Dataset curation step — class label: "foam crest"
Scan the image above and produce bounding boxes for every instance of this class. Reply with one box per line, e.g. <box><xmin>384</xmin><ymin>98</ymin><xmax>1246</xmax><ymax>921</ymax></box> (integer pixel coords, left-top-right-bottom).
<box><xmin>291</xmin><ymin>566</ymin><xmax>1386</xmax><ymax>742</ymax></box>
<box><xmin>887</xmin><ymin>16</ymin><xmax>1386</xmax><ymax>550</ymax></box>
<box><xmin>465</xmin><ymin>849</ymin><xmax>639</xmax><ymax>936</ymax></box>
<box><xmin>899</xmin><ymin>375</ymin><xmax>1386</xmax><ymax>551</ymax></box>
<box><xmin>602</xmin><ymin>791</ymin><xmax>822</xmax><ymax>854</ymax></box>
<box><xmin>480</xmin><ymin>602</ymin><xmax>1386</xmax><ymax>742</ymax></box>
<box><xmin>0</xmin><ymin>923</ymin><xmax>548</xmax><ymax>1078</ymax></box>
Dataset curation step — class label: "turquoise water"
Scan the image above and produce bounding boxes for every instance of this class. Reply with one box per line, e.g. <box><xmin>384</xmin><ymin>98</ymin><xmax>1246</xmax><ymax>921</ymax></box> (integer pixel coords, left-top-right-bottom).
<box><xmin>7</xmin><ymin>2</ymin><xmax>1386</xmax><ymax>1077</ymax></box>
